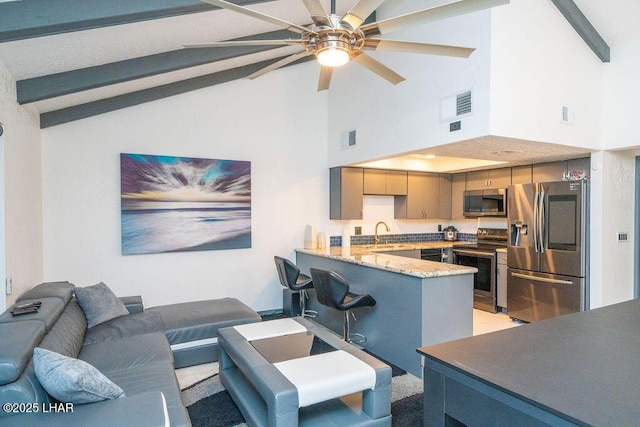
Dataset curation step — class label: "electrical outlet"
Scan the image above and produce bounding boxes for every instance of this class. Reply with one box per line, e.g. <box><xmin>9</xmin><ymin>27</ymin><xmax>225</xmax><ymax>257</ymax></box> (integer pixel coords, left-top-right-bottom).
<box><xmin>354</xmin><ymin>226</ymin><xmax>362</xmax><ymax>235</ymax></box>
<box><xmin>617</xmin><ymin>232</ymin><xmax>629</xmax><ymax>242</ymax></box>
<box><xmin>5</xmin><ymin>277</ymin><xmax>12</xmax><ymax>295</ymax></box>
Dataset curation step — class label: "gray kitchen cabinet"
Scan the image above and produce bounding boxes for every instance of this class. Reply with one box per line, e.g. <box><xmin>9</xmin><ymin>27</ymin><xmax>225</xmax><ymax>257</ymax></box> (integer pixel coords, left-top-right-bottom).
<box><xmin>363</xmin><ymin>169</ymin><xmax>407</xmax><ymax>195</ymax></box>
<box><xmin>330</xmin><ymin>167</ymin><xmax>363</xmax><ymax>220</ymax></box>
<box><xmin>450</xmin><ymin>173</ymin><xmax>466</xmax><ymax>219</ymax></box>
<box><xmin>532</xmin><ymin>161</ymin><xmax>566</xmax><ymax>182</ymax></box>
<box><xmin>465</xmin><ymin>168</ymin><xmax>511</xmax><ymax>190</ymax></box>
<box><xmin>394</xmin><ymin>171</ymin><xmax>445</xmax><ymax>219</ymax></box>
<box><xmin>439</xmin><ymin>174</ymin><xmax>452</xmax><ymax>219</ymax></box>
<box><xmin>511</xmin><ymin>165</ymin><xmax>532</xmax><ymax>184</ymax></box>
<box><xmin>497</xmin><ymin>251</ymin><xmax>508</xmax><ymax>310</ymax></box>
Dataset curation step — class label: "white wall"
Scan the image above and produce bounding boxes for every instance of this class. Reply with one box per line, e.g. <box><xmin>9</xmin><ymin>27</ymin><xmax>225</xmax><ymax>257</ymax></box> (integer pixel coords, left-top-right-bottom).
<box><xmin>41</xmin><ymin>62</ymin><xmax>337</xmax><ymax>311</ymax></box>
<box><xmin>603</xmin><ymin>40</ymin><xmax>640</xmax><ymax>150</ymax></box>
<box><xmin>489</xmin><ymin>0</ymin><xmax>603</xmax><ymax>149</ymax></box>
<box><xmin>0</xmin><ymin>61</ymin><xmax>43</xmax><ymax>308</ymax></box>
<box><xmin>327</xmin><ymin>4</ymin><xmax>492</xmax><ymax>166</ymax></box>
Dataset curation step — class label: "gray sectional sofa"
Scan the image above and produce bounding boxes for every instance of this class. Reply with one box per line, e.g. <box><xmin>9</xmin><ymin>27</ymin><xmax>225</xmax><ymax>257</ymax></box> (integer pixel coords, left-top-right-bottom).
<box><xmin>0</xmin><ymin>281</ymin><xmax>261</xmax><ymax>426</ymax></box>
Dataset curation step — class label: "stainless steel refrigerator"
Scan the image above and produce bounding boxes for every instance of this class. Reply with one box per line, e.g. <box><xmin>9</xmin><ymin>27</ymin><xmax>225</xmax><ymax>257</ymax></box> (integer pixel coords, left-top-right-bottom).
<box><xmin>507</xmin><ymin>180</ymin><xmax>589</xmax><ymax>322</ymax></box>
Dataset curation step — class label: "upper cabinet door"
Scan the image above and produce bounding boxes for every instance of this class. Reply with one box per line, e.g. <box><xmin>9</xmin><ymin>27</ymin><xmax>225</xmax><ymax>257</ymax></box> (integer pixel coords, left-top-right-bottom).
<box><xmin>487</xmin><ymin>168</ymin><xmax>512</xmax><ymax>188</ymax></box>
<box><xmin>363</xmin><ymin>169</ymin><xmax>386</xmax><ymax>194</ymax></box>
<box><xmin>330</xmin><ymin>167</ymin><xmax>363</xmax><ymax>220</ymax></box>
<box><xmin>511</xmin><ymin>165</ymin><xmax>532</xmax><ymax>185</ymax></box>
<box><xmin>466</xmin><ymin>168</ymin><xmax>511</xmax><ymax>190</ymax></box>
<box><xmin>386</xmin><ymin>170</ymin><xmax>408</xmax><ymax>195</ymax></box>
<box><xmin>465</xmin><ymin>170</ymin><xmax>488</xmax><ymax>191</ymax></box>
<box><xmin>450</xmin><ymin>173</ymin><xmax>466</xmax><ymax>219</ymax></box>
<box><xmin>363</xmin><ymin>169</ymin><xmax>407</xmax><ymax>195</ymax></box>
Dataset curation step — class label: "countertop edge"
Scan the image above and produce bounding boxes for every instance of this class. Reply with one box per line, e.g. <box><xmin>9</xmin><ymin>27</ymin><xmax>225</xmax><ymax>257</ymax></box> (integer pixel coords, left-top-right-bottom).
<box><xmin>296</xmin><ymin>246</ymin><xmax>477</xmax><ymax>278</ymax></box>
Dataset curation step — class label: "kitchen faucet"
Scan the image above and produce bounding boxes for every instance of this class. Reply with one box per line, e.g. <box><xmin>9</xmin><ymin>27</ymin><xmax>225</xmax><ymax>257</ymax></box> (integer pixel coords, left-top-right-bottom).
<box><xmin>374</xmin><ymin>221</ymin><xmax>391</xmax><ymax>245</ymax></box>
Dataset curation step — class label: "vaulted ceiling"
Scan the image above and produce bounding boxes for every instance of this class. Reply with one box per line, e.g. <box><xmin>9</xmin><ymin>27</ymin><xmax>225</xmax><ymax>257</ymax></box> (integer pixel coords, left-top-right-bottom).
<box><xmin>0</xmin><ymin>0</ymin><xmax>636</xmax><ymax>129</ymax></box>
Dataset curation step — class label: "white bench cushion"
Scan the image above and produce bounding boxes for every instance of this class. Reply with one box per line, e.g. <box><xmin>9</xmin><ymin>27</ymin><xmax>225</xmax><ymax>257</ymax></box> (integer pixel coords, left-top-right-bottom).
<box><xmin>233</xmin><ymin>318</ymin><xmax>307</xmax><ymax>341</ymax></box>
<box><xmin>274</xmin><ymin>350</ymin><xmax>376</xmax><ymax>407</ymax></box>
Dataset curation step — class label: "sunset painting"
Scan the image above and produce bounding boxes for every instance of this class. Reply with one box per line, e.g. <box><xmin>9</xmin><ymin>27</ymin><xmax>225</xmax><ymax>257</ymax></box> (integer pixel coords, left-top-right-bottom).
<box><xmin>120</xmin><ymin>153</ymin><xmax>251</xmax><ymax>255</ymax></box>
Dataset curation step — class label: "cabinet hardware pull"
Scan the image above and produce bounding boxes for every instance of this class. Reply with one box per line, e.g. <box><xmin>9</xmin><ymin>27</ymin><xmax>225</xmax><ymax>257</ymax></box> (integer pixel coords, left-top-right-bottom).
<box><xmin>511</xmin><ymin>272</ymin><xmax>573</xmax><ymax>285</ymax></box>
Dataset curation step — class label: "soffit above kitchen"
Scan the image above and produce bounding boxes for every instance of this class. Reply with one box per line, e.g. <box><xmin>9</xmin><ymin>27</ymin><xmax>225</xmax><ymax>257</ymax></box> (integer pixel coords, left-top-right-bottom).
<box><xmin>354</xmin><ymin>135</ymin><xmax>593</xmax><ymax>173</ymax></box>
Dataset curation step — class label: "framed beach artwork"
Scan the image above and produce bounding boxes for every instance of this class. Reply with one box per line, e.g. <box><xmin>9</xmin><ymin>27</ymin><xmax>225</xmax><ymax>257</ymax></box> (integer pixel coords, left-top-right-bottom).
<box><xmin>120</xmin><ymin>153</ymin><xmax>251</xmax><ymax>255</ymax></box>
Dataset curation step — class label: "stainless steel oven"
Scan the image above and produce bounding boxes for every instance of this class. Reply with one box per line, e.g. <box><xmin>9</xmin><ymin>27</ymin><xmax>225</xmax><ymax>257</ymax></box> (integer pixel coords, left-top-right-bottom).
<box><xmin>452</xmin><ymin>228</ymin><xmax>508</xmax><ymax>313</ymax></box>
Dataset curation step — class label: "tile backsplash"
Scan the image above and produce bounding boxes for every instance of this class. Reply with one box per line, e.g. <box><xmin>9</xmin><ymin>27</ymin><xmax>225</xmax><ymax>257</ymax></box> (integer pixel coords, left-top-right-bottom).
<box><xmin>329</xmin><ymin>232</ymin><xmax>477</xmax><ymax>247</ymax></box>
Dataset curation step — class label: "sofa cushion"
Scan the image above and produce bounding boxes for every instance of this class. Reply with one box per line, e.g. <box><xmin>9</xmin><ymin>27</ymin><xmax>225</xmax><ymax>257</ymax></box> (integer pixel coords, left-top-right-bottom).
<box><xmin>149</xmin><ymin>298</ymin><xmax>261</xmax><ymax>345</ymax></box>
<box><xmin>33</xmin><ymin>348</ymin><xmax>125</xmax><ymax>404</ymax></box>
<box><xmin>103</xmin><ymin>360</ymin><xmax>188</xmax><ymax>427</ymax></box>
<box><xmin>79</xmin><ymin>333</ymin><xmax>173</xmax><ymax>373</ymax></box>
<box><xmin>39</xmin><ymin>300</ymin><xmax>87</xmax><ymax>359</ymax></box>
<box><xmin>17</xmin><ymin>282</ymin><xmax>75</xmax><ymax>305</ymax></box>
<box><xmin>0</xmin><ymin>321</ymin><xmax>45</xmax><ymax>385</ymax></box>
<box><xmin>83</xmin><ymin>310</ymin><xmax>164</xmax><ymax>345</ymax></box>
<box><xmin>74</xmin><ymin>282</ymin><xmax>129</xmax><ymax>328</ymax></box>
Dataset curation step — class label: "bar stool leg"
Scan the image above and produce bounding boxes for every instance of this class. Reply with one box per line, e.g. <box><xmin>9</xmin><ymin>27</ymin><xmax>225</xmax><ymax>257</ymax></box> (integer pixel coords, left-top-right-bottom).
<box><xmin>299</xmin><ymin>290</ymin><xmax>317</xmax><ymax>318</ymax></box>
<box><xmin>344</xmin><ymin>311</ymin><xmax>366</xmax><ymax>344</ymax></box>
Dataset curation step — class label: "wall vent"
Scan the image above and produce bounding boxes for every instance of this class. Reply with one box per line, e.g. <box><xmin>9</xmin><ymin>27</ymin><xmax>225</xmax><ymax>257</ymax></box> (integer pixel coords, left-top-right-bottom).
<box><xmin>440</xmin><ymin>89</ymin><xmax>473</xmax><ymax>123</ymax></box>
<box><xmin>340</xmin><ymin>129</ymin><xmax>357</xmax><ymax>150</ymax></box>
<box><xmin>456</xmin><ymin>91</ymin><xmax>472</xmax><ymax>116</ymax></box>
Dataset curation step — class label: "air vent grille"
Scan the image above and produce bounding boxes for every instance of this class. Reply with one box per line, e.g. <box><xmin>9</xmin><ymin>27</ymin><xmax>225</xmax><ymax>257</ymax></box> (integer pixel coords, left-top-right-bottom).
<box><xmin>456</xmin><ymin>91</ymin><xmax>472</xmax><ymax>116</ymax></box>
<box><xmin>340</xmin><ymin>129</ymin><xmax>357</xmax><ymax>150</ymax></box>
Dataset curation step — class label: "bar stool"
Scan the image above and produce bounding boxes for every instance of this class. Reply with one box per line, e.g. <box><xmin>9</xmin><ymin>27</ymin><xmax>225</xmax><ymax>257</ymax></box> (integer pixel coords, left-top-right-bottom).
<box><xmin>309</xmin><ymin>268</ymin><xmax>376</xmax><ymax>343</ymax></box>
<box><xmin>274</xmin><ymin>256</ymin><xmax>316</xmax><ymax>318</ymax></box>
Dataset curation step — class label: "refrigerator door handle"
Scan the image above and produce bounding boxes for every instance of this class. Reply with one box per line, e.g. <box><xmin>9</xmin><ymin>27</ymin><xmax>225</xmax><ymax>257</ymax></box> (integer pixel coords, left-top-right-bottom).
<box><xmin>533</xmin><ymin>189</ymin><xmax>539</xmax><ymax>252</ymax></box>
<box><xmin>539</xmin><ymin>187</ymin><xmax>546</xmax><ymax>253</ymax></box>
<box><xmin>511</xmin><ymin>272</ymin><xmax>573</xmax><ymax>285</ymax></box>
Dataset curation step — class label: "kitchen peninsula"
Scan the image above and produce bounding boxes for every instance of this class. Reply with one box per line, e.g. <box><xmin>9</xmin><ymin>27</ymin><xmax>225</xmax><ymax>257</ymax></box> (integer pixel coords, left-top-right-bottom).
<box><xmin>296</xmin><ymin>243</ymin><xmax>476</xmax><ymax>377</ymax></box>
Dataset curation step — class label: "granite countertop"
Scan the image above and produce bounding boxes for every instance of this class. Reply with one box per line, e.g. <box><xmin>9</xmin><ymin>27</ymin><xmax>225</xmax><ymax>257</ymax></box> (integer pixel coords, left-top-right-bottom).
<box><xmin>296</xmin><ymin>242</ymin><xmax>477</xmax><ymax>279</ymax></box>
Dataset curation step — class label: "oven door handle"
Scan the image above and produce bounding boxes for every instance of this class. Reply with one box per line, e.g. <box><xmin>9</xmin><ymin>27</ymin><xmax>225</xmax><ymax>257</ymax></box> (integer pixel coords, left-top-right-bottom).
<box><xmin>452</xmin><ymin>249</ymin><xmax>495</xmax><ymax>258</ymax></box>
<box><xmin>511</xmin><ymin>272</ymin><xmax>573</xmax><ymax>285</ymax></box>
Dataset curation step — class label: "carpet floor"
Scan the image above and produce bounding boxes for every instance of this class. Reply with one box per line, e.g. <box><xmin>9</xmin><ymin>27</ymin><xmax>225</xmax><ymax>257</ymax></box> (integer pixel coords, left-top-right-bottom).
<box><xmin>178</xmin><ymin>359</ymin><xmax>424</xmax><ymax>427</ymax></box>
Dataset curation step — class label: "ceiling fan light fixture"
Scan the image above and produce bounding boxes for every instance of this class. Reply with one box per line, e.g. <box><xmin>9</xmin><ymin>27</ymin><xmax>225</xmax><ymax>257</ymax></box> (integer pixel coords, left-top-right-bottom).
<box><xmin>317</xmin><ymin>47</ymin><xmax>349</xmax><ymax>67</ymax></box>
<box><xmin>316</xmin><ymin>37</ymin><xmax>350</xmax><ymax>67</ymax></box>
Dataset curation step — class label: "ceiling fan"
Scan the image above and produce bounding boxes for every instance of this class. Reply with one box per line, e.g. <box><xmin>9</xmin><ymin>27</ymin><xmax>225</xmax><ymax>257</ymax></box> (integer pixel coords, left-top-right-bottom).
<box><xmin>185</xmin><ymin>0</ymin><xmax>509</xmax><ymax>91</ymax></box>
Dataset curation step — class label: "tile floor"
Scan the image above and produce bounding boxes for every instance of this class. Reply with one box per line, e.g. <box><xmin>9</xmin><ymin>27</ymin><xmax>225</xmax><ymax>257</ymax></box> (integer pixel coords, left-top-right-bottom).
<box><xmin>473</xmin><ymin>309</ymin><xmax>521</xmax><ymax>336</ymax></box>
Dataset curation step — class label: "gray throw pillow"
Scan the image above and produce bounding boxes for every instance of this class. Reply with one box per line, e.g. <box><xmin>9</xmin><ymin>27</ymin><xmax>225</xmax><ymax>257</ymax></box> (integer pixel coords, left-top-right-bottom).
<box><xmin>75</xmin><ymin>282</ymin><xmax>129</xmax><ymax>328</ymax></box>
<box><xmin>33</xmin><ymin>347</ymin><xmax>125</xmax><ymax>404</ymax></box>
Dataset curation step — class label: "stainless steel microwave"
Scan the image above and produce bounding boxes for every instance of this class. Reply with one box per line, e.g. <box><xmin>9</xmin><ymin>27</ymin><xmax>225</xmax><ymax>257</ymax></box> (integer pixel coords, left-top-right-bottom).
<box><xmin>463</xmin><ymin>189</ymin><xmax>507</xmax><ymax>217</ymax></box>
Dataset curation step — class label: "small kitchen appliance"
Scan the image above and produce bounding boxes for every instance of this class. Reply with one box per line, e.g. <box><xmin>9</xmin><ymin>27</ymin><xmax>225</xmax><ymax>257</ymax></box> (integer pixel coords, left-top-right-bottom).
<box><xmin>443</xmin><ymin>226</ymin><xmax>458</xmax><ymax>241</ymax></box>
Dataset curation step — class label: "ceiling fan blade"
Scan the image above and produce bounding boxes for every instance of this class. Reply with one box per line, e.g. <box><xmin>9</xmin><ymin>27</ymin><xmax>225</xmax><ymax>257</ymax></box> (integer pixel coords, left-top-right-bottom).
<box><xmin>317</xmin><ymin>66</ymin><xmax>333</xmax><ymax>91</ymax></box>
<box><xmin>184</xmin><ymin>39</ymin><xmax>302</xmax><ymax>48</ymax></box>
<box><xmin>363</xmin><ymin>39</ymin><xmax>475</xmax><ymax>58</ymax></box>
<box><xmin>246</xmin><ymin>50</ymin><xmax>313</xmax><ymax>80</ymax></box>
<box><xmin>360</xmin><ymin>0</ymin><xmax>509</xmax><ymax>37</ymax></box>
<box><xmin>350</xmin><ymin>51</ymin><xmax>405</xmax><ymax>85</ymax></box>
<box><xmin>340</xmin><ymin>0</ymin><xmax>385</xmax><ymax>30</ymax></box>
<box><xmin>200</xmin><ymin>0</ymin><xmax>314</xmax><ymax>34</ymax></box>
<box><xmin>301</xmin><ymin>0</ymin><xmax>333</xmax><ymax>27</ymax></box>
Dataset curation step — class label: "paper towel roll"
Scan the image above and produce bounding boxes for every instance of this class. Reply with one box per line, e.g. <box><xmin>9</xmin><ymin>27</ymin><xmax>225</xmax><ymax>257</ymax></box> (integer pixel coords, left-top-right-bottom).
<box><xmin>304</xmin><ymin>225</ymin><xmax>317</xmax><ymax>249</ymax></box>
<box><xmin>342</xmin><ymin>226</ymin><xmax>350</xmax><ymax>249</ymax></box>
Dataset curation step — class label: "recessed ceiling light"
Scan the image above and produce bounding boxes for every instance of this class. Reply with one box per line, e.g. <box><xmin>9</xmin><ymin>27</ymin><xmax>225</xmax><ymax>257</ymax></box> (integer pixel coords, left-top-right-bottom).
<box><xmin>424</xmin><ymin>154</ymin><xmax>436</xmax><ymax>159</ymax></box>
